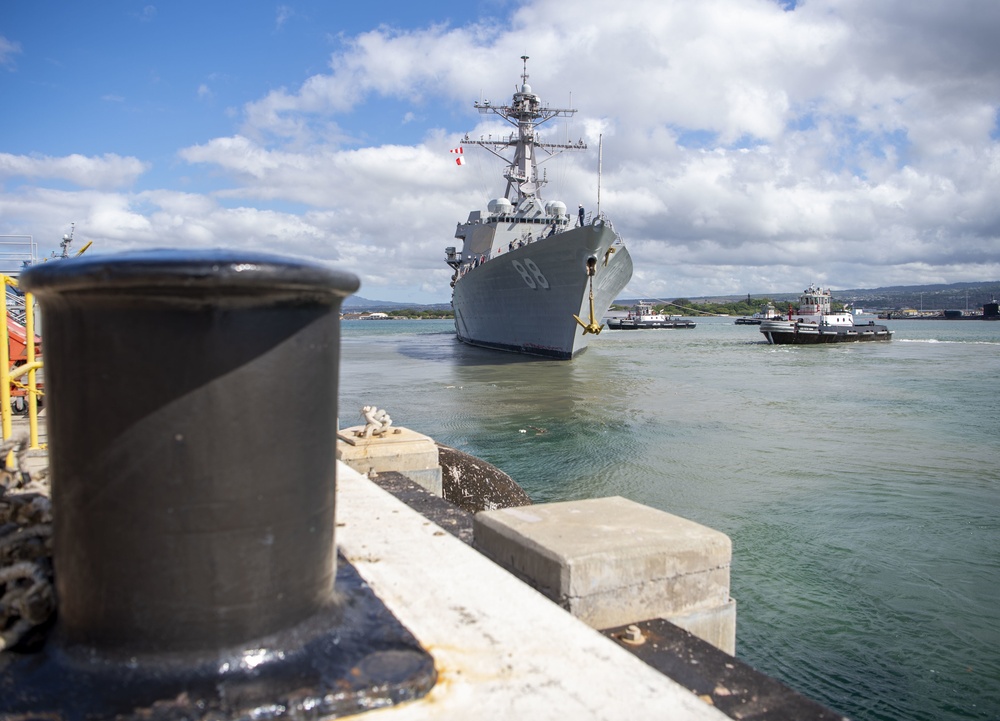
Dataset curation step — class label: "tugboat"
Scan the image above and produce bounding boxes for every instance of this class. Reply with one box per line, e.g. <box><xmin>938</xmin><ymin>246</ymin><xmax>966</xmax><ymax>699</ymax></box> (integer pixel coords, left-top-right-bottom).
<box><xmin>760</xmin><ymin>285</ymin><xmax>892</xmax><ymax>344</ymax></box>
<box><xmin>606</xmin><ymin>301</ymin><xmax>696</xmax><ymax>329</ymax></box>
<box><xmin>735</xmin><ymin>303</ymin><xmax>780</xmax><ymax>325</ymax></box>
<box><xmin>444</xmin><ymin>57</ymin><xmax>633</xmax><ymax>359</ymax></box>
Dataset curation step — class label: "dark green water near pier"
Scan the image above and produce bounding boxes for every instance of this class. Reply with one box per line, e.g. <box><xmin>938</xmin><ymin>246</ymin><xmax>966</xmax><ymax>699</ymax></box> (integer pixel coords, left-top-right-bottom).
<box><xmin>340</xmin><ymin>316</ymin><xmax>1000</xmax><ymax>721</ymax></box>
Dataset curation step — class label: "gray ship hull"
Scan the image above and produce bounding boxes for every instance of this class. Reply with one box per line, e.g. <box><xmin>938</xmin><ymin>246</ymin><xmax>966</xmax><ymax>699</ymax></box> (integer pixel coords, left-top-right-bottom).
<box><xmin>452</xmin><ymin>221</ymin><xmax>632</xmax><ymax>359</ymax></box>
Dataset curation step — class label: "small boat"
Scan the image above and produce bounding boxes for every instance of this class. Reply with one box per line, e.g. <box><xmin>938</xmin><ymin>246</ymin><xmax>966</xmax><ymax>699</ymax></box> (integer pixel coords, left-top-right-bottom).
<box><xmin>606</xmin><ymin>301</ymin><xmax>696</xmax><ymax>329</ymax></box>
<box><xmin>760</xmin><ymin>286</ymin><xmax>892</xmax><ymax>344</ymax></box>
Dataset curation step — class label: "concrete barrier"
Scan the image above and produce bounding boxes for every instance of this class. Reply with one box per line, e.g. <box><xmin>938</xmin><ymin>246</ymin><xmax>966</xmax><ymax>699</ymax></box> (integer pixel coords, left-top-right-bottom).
<box><xmin>337</xmin><ymin>425</ymin><xmax>443</xmax><ymax>495</ymax></box>
<box><xmin>473</xmin><ymin>496</ymin><xmax>736</xmax><ymax>654</ymax></box>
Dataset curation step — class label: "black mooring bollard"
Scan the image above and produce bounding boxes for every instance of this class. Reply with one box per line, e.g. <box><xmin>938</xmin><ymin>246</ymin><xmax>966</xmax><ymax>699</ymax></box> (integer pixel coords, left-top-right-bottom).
<box><xmin>3</xmin><ymin>250</ymin><xmax>436</xmax><ymax>720</ymax></box>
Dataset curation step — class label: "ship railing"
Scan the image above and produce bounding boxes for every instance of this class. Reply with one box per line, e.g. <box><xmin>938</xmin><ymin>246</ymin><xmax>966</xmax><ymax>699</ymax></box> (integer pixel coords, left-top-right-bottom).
<box><xmin>1</xmin><ymin>274</ymin><xmax>44</xmax><ymax>450</ymax></box>
<box><xmin>597</xmin><ymin>212</ymin><xmax>626</xmax><ymax>245</ymax></box>
<box><xmin>0</xmin><ymin>234</ymin><xmax>37</xmax><ymax>277</ymax></box>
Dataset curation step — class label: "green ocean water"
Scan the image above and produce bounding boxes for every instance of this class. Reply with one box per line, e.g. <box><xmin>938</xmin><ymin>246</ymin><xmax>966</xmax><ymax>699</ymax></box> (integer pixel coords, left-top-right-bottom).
<box><xmin>339</xmin><ymin>316</ymin><xmax>1000</xmax><ymax>721</ymax></box>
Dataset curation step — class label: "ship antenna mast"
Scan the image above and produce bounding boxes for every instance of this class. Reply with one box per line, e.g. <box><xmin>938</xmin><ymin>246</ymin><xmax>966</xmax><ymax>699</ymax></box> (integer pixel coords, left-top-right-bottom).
<box><xmin>463</xmin><ymin>56</ymin><xmax>589</xmax><ymax>204</ymax></box>
<box><xmin>597</xmin><ymin>134</ymin><xmax>603</xmax><ymax>216</ymax></box>
<box><xmin>60</xmin><ymin>222</ymin><xmax>75</xmax><ymax>258</ymax></box>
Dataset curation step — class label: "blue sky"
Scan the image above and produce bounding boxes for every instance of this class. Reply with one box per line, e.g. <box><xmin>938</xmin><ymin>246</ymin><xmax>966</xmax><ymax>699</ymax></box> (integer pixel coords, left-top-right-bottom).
<box><xmin>2</xmin><ymin>0</ymin><xmax>999</xmax><ymax>302</ymax></box>
<box><xmin>3</xmin><ymin>2</ymin><xmax>490</xmax><ymax>181</ymax></box>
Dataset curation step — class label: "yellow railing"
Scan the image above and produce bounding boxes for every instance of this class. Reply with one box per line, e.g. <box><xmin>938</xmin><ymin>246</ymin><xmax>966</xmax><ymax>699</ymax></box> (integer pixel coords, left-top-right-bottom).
<box><xmin>1</xmin><ymin>274</ymin><xmax>44</xmax><ymax>449</ymax></box>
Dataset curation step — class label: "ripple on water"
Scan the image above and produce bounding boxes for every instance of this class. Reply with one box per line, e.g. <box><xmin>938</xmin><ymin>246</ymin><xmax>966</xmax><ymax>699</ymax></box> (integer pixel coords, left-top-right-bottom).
<box><xmin>339</xmin><ymin>318</ymin><xmax>1000</xmax><ymax>721</ymax></box>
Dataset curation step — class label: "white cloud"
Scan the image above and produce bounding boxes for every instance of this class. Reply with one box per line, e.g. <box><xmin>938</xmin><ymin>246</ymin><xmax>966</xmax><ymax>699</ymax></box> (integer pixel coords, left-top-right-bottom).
<box><xmin>2</xmin><ymin>0</ymin><xmax>999</xmax><ymax>302</ymax></box>
<box><xmin>0</xmin><ymin>153</ymin><xmax>150</xmax><ymax>189</ymax></box>
<box><xmin>0</xmin><ymin>35</ymin><xmax>22</xmax><ymax>70</ymax></box>
<box><xmin>276</xmin><ymin>5</ymin><xmax>293</xmax><ymax>31</ymax></box>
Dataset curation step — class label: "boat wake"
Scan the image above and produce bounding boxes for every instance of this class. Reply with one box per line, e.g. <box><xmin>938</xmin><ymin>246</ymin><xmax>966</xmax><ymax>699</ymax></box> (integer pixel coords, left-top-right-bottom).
<box><xmin>899</xmin><ymin>338</ymin><xmax>1000</xmax><ymax>345</ymax></box>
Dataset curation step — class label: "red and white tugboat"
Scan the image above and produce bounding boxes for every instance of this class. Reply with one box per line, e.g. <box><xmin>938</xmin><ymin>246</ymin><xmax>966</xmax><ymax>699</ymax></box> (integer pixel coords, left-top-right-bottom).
<box><xmin>760</xmin><ymin>285</ymin><xmax>892</xmax><ymax>345</ymax></box>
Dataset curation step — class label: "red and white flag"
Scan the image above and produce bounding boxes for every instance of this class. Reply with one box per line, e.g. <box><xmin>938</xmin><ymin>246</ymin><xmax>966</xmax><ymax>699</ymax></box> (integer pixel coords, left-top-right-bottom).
<box><xmin>455</xmin><ymin>157</ymin><xmax>466</xmax><ymax>166</ymax></box>
<box><xmin>450</xmin><ymin>147</ymin><xmax>463</xmax><ymax>154</ymax></box>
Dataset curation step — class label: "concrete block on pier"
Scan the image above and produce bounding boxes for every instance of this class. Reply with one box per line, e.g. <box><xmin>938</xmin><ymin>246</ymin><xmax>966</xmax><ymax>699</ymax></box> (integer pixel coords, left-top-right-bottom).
<box><xmin>337</xmin><ymin>426</ymin><xmax>442</xmax><ymax>496</ymax></box>
<box><xmin>473</xmin><ymin>496</ymin><xmax>736</xmax><ymax>653</ymax></box>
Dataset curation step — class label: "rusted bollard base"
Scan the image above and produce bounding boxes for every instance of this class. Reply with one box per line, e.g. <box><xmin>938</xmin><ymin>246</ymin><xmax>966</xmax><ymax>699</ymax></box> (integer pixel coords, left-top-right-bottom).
<box><xmin>0</xmin><ymin>554</ymin><xmax>436</xmax><ymax>720</ymax></box>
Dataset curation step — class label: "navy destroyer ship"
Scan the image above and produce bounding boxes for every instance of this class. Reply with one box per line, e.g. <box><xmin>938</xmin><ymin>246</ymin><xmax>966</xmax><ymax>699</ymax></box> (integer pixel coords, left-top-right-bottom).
<box><xmin>445</xmin><ymin>58</ymin><xmax>633</xmax><ymax>359</ymax></box>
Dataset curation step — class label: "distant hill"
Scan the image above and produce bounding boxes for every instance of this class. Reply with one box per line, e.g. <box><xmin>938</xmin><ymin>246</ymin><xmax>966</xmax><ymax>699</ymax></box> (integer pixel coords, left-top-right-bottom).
<box><xmin>828</xmin><ymin>282</ymin><xmax>1000</xmax><ymax>311</ymax></box>
<box><xmin>617</xmin><ymin>280</ymin><xmax>1000</xmax><ymax>312</ymax></box>
<box><xmin>343</xmin><ymin>295</ymin><xmax>451</xmax><ymax>311</ymax></box>
<box><xmin>348</xmin><ymin>281</ymin><xmax>1000</xmax><ymax>313</ymax></box>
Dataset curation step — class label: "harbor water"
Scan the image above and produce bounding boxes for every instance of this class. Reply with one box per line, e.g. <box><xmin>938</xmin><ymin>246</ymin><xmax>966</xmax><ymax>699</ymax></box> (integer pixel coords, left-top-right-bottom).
<box><xmin>339</xmin><ymin>316</ymin><xmax>1000</xmax><ymax>721</ymax></box>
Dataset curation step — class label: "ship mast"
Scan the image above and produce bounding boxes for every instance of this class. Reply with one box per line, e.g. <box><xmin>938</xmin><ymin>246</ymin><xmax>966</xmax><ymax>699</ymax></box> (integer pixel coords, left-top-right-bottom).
<box><xmin>462</xmin><ymin>56</ymin><xmax>586</xmax><ymax>204</ymax></box>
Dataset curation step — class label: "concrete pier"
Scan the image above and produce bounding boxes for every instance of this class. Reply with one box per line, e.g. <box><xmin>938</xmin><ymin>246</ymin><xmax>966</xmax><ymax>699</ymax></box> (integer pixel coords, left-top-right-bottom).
<box><xmin>5</xmin><ymin>411</ymin><xmax>48</xmax><ymax>480</ymax></box>
<box><xmin>336</xmin><ymin>424</ymin><xmax>737</xmax><ymax>652</ymax></box>
<box><xmin>334</xmin><ymin>461</ymin><xmax>730</xmax><ymax>720</ymax></box>
<box><xmin>3</xmin><ymin>421</ymin><xmax>843</xmax><ymax>720</ymax></box>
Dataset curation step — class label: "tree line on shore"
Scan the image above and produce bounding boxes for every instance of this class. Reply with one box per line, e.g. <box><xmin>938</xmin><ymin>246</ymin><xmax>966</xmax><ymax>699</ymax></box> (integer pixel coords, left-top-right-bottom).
<box><xmin>354</xmin><ymin>298</ymin><xmax>838</xmax><ymax>319</ymax></box>
<box><xmin>611</xmin><ymin>297</ymin><xmax>846</xmax><ymax>316</ymax></box>
<box><xmin>366</xmin><ymin>309</ymin><xmax>455</xmax><ymax>319</ymax></box>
